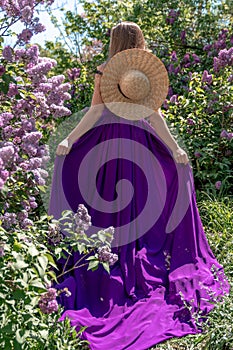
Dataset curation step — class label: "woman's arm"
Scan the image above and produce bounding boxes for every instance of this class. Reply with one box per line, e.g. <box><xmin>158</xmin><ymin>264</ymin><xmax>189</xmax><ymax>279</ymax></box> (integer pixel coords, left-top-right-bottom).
<box><xmin>148</xmin><ymin>109</ymin><xmax>189</xmax><ymax>164</ymax></box>
<box><xmin>148</xmin><ymin>109</ymin><xmax>179</xmax><ymax>152</ymax></box>
<box><xmin>56</xmin><ymin>66</ymin><xmax>105</xmax><ymax>155</ymax></box>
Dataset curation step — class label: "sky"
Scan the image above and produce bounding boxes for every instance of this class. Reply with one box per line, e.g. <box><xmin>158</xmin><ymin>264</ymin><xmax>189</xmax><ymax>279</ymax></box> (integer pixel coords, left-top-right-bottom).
<box><xmin>4</xmin><ymin>0</ymin><xmax>84</xmax><ymax>48</ymax></box>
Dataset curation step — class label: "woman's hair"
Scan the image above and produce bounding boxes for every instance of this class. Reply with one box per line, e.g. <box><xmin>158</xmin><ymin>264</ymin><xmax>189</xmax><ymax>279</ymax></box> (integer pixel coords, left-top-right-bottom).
<box><xmin>107</xmin><ymin>21</ymin><xmax>149</xmax><ymax>61</ymax></box>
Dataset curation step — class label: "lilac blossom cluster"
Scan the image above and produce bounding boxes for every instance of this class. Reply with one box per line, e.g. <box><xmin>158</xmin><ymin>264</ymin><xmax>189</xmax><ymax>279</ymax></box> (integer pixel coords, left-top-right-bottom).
<box><xmin>215</xmin><ymin>181</ymin><xmax>222</xmax><ymax>190</ymax></box>
<box><xmin>82</xmin><ymin>39</ymin><xmax>104</xmax><ymax>61</ymax></box>
<box><xmin>38</xmin><ymin>287</ymin><xmax>58</xmax><ymax>314</ymax></box>
<box><xmin>0</xmin><ymin>0</ymin><xmax>55</xmax><ymax>45</ymax></box>
<box><xmin>74</xmin><ymin>204</ymin><xmax>92</xmax><ymax>234</ymax></box>
<box><xmin>166</xmin><ymin>9</ymin><xmax>180</xmax><ymax>25</ymax></box>
<box><xmin>0</xmin><ymin>44</ymin><xmax>72</xmax><ymax>230</ymax></box>
<box><xmin>213</xmin><ymin>47</ymin><xmax>233</xmax><ymax>73</ymax></box>
<box><xmin>220</xmin><ymin>130</ymin><xmax>233</xmax><ymax>140</ymax></box>
<box><xmin>97</xmin><ymin>245</ymin><xmax>118</xmax><ymax>266</ymax></box>
<box><xmin>203</xmin><ymin>29</ymin><xmax>231</xmax><ymax>57</ymax></box>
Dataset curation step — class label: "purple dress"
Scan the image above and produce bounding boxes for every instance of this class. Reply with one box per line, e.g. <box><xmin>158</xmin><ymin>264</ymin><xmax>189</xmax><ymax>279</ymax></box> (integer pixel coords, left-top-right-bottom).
<box><xmin>48</xmin><ymin>106</ymin><xmax>230</xmax><ymax>350</ymax></box>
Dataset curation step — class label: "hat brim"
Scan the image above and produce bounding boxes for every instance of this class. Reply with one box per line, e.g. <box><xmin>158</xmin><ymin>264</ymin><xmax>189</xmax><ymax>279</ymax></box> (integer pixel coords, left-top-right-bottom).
<box><xmin>100</xmin><ymin>48</ymin><xmax>169</xmax><ymax>120</ymax></box>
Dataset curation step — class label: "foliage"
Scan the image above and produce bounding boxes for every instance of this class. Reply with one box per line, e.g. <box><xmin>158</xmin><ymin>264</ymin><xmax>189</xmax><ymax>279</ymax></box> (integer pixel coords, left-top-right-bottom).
<box><xmin>0</xmin><ymin>205</ymin><xmax>117</xmax><ymax>349</ymax></box>
<box><xmin>42</xmin><ymin>0</ymin><xmax>233</xmax><ymax>196</ymax></box>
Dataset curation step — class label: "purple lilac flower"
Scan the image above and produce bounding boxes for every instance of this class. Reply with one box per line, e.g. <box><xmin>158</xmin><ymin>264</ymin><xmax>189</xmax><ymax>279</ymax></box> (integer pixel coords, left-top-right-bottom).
<box><xmin>166</xmin><ymin>9</ymin><xmax>179</xmax><ymax>25</ymax></box>
<box><xmin>15</xmin><ymin>48</ymin><xmax>26</xmax><ymax>61</ymax></box>
<box><xmin>183</xmin><ymin>53</ymin><xmax>190</xmax><ymax>63</ymax></box>
<box><xmin>33</xmin><ymin>23</ymin><xmax>46</xmax><ymax>34</ymax></box>
<box><xmin>17</xmin><ymin>29</ymin><xmax>33</xmax><ymax>44</ymax></box>
<box><xmin>28</xmin><ymin>157</ymin><xmax>42</xmax><ymax>170</ymax></box>
<box><xmin>187</xmin><ymin>118</ymin><xmax>195</xmax><ymax>125</ymax></box>
<box><xmin>203</xmin><ymin>44</ymin><xmax>212</xmax><ymax>52</ymax></box>
<box><xmin>220</xmin><ymin>130</ymin><xmax>229</xmax><ymax>138</ymax></box>
<box><xmin>21</xmin><ymin>218</ymin><xmax>33</xmax><ymax>229</ymax></box>
<box><xmin>47</xmin><ymin>75</ymin><xmax>65</xmax><ymax>87</ymax></box>
<box><xmin>170</xmin><ymin>51</ymin><xmax>177</xmax><ymax>61</ymax></box>
<box><xmin>50</xmin><ymin>104</ymin><xmax>72</xmax><ymax>118</ymax></box>
<box><xmin>0</xmin><ymin>145</ymin><xmax>15</xmax><ymax>166</ymax></box>
<box><xmin>174</xmin><ymin>66</ymin><xmax>181</xmax><ymax>74</ymax></box>
<box><xmin>48</xmin><ymin>222</ymin><xmax>62</xmax><ymax>245</ymax></box>
<box><xmin>168</xmin><ymin>64</ymin><xmax>175</xmax><ymax>74</ymax></box>
<box><xmin>214</xmin><ymin>39</ymin><xmax>226</xmax><ymax>50</ymax></box>
<box><xmin>227</xmin><ymin>132</ymin><xmax>233</xmax><ymax>140</ymax></box>
<box><xmin>57</xmin><ymin>82</ymin><xmax>71</xmax><ymax>93</ymax></box>
<box><xmin>170</xmin><ymin>94</ymin><xmax>178</xmax><ymax>103</ymax></box>
<box><xmin>163</xmin><ymin>99</ymin><xmax>169</xmax><ymax>110</ymax></box>
<box><xmin>22</xmin><ymin>131</ymin><xmax>42</xmax><ymax>144</ymax></box>
<box><xmin>215</xmin><ymin>181</ymin><xmax>221</xmax><ymax>190</ymax></box>
<box><xmin>21</xmin><ymin>6</ymin><xmax>33</xmax><ymax>22</ymax></box>
<box><xmin>194</xmin><ymin>151</ymin><xmax>201</xmax><ymax>158</ymax></box>
<box><xmin>27</xmin><ymin>59</ymin><xmax>57</xmax><ymax>77</ymax></box>
<box><xmin>67</xmin><ymin>68</ymin><xmax>81</xmax><ymax>80</ymax></box>
<box><xmin>214</xmin><ymin>47</ymin><xmax>233</xmax><ymax>73</ymax></box>
<box><xmin>2</xmin><ymin>45</ymin><xmax>14</xmax><ymax>62</ymax></box>
<box><xmin>180</xmin><ymin>30</ymin><xmax>186</xmax><ymax>44</ymax></box>
<box><xmin>7</xmin><ymin>83</ymin><xmax>19</xmax><ymax>97</ymax></box>
<box><xmin>74</xmin><ymin>204</ymin><xmax>92</xmax><ymax>233</ymax></box>
<box><xmin>0</xmin><ymin>212</ymin><xmax>17</xmax><ymax>230</ymax></box>
<box><xmin>0</xmin><ymin>245</ymin><xmax>5</xmax><ymax>257</ymax></box>
<box><xmin>228</xmin><ymin>74</ymin><xmax>233</xmax><ymax>83</ymax></box>
<box><xmin>25</xmin><ymin>45</ymin><xmax>39</xmax><ymax>63</ymax></box>
<box><xmin>17</xmin><ymin>210</ymin><xmax>28</xmax><ymax>221</ymax></box>
<box><xmin>38</xmin><ymin>288</ymin><xmax>58</xmax><ymax>314</ymax></box>
<box><xmin>192</xmin><ymin>53</ymin><xmax>201</xmax><ymax>64</ymax></box>
<box><xmin>97</xmin><ymin>245</ymin><xmax>118</xmax><ymax>266</ymax></box>
<box><xmin>168</xmin><ymin>87</ymin><xmax>173</xmax><ymax>97</ymax></box>
<box><xmin>0</xmin><ymin>65</ymin><xmax>6</xmax><ymax>76</ymax></box>
<box><xmin>0</xmin><ymin>169</ymin><xmax>9</xmax><ymax>180</ymax></box>
<box><xmin>202</xmin><ymin>70</ymin><xmax>213</xmax><ymax>84</ymax></box>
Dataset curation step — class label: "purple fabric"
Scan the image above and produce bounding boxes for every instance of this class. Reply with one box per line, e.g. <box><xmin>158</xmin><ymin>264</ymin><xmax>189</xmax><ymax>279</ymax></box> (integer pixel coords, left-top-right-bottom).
<box><xmin>48</xmin><ymin>107</ymin><xmax>230</xmax><ymax>349</ymax></box>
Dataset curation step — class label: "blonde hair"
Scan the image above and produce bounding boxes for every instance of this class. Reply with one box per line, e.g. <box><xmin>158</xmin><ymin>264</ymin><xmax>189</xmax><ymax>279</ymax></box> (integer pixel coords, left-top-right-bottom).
<box><xmin>107</xmin><ymin>21</ymin><xmax>149</xmax><ymax>61</ymax></box>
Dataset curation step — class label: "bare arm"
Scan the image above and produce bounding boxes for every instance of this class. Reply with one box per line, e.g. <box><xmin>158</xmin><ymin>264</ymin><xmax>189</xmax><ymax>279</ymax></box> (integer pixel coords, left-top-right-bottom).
<box><xmin>148</xmin><ymin>109</ymin><xmax>189</xmax><ymax>164</ymax></box>
<box><xmin>148</xmin><ymin>109</ymin><xmax>179</xmax><ymax>152</ymax></box>
<box><xmin>56</xmin><ymin>65</ymin><xmax>105</xmax><ymax>155</ymax></box>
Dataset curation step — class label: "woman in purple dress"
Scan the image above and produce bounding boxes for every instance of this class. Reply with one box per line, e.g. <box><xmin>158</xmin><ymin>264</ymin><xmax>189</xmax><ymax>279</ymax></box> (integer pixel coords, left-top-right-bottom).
<box><xmin>49</xmin><ymin>21</ymin><xmax>230</xmax><ymax>350</ymax></box>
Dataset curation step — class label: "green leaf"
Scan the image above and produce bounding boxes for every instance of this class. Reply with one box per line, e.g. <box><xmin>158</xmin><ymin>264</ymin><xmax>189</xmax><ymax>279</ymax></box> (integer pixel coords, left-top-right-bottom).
<box><xmin>30</xmin><ymin>279</ymin><xmax>46</xmax><ymax>290</ymax></box>
<box><xmin>85</xmin><ymin>255</ymin><xmax>98</xmax><ymax>261</ymax></box>
<box><xmin>28</xmin><ymin>245</ymin><xmax>40</xmax><ymax>257</ymax></box>
<box><xmin>87</xmin><ymin>260</ymin><xmax>99</xmax><ymax>270</ymax></box>
<box><xmin>12</xmin><ymin>289</ymin><xmax>26</xmax><ymax>300</ymax></box>
<box><xmin>13</xmin><ymin>260</ymin><xmax>29</xmax><ymax>269</ymax></box>
<box><xmin>47</xmin><ymin>270</ymin><xmax>58</xmax><ymax>283</ymax></box>
<box><xmin>37</xmin><ymin>255</ymin><xmax>48</xmax><ymax>272</ymax></box>
<box><xmin>102</xmin><ymin>262</ymin><xmax>110</xmax><ymax>274</ymax></box>
<box><xmin>44</xmin><ymin>253</ymin><xmax>57</xmax><ymax>268</ymax></box>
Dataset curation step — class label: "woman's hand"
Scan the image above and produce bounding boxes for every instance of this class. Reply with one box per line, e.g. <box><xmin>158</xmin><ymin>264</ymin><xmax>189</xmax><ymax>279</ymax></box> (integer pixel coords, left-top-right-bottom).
<box><xmin>56</xmin><ymin>138</ymin><xmax>73</xmax><ymax>156</ymax></box>
<box><xmin>172</xmin><ymin>147</ymin><xmax>189</xmax><ymax>165</ymax></box>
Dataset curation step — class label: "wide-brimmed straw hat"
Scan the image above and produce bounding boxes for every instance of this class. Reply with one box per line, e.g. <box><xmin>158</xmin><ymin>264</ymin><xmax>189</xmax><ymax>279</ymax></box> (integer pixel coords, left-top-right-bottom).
<box><xmin>100</xmin><ymin>48</ymin><xmax>169</xmax><ymax>120</ymax></box>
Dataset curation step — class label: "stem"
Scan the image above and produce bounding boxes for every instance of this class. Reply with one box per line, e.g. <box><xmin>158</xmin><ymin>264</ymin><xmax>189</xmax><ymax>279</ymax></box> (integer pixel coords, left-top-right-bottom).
<box><xmin>57</xmin><ymin>262</ymin><xmax>89</xmax><ymax>279</ymax></box>
<box><xmin>73</xmin><ymin>247</ymin><xmax>95</xmax><ymax>268</ymax></box>
<box><xmin>61</xmin><ymin>247</ymin><xmax>74</xmax><ymax>275</ymax></box>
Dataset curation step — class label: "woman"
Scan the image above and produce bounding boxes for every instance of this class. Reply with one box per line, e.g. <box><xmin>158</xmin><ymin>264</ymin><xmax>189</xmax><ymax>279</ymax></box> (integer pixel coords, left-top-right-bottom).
<box><xmin>49</xmin><ymin>21</ymin><xmax>230</xmax><ymax>350</ymax></box>
<box><xmin>56</xmin><ymin>21</ymin><xmax>188</xmax><ymax>165</ymax></box>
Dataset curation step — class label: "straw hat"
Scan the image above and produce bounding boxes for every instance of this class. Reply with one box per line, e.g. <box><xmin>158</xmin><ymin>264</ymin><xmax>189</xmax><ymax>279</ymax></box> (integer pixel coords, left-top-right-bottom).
<box><xmin>100</xmin><ymin>48</ymin><xmax>169</xmax><ymax>120</ymax></box>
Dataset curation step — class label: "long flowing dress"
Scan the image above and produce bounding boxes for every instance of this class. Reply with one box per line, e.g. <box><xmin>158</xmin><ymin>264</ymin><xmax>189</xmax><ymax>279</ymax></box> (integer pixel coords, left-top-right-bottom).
<box><xmin>48</xmin><ymin>105</ymin><xmax>230</xmax><ymax>350</ymax></box>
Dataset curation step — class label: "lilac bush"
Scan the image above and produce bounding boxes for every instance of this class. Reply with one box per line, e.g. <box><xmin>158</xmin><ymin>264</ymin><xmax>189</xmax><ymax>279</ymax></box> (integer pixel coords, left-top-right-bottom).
<box><xmin>0</xmin><ymin>43</ymin><xmax>72</xmax><ymax>229</ymax></box>
<box><xmin>0</xmin><ymin>0</ymin><xmax>55</xmax><ymax>46</ymax></box>
<box><xmin>160</xmin><ymin>28</ymin><xmax>233</xmax><ymax>197</ymax></box>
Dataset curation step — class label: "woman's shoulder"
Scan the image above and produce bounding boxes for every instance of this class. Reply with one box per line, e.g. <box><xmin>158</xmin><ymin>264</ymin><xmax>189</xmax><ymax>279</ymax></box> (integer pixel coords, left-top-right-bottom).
<box><xmin>97</xmin><ymin>61</ymin><xmax>107</xmax><ymax>72</ymax></box>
